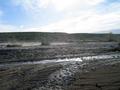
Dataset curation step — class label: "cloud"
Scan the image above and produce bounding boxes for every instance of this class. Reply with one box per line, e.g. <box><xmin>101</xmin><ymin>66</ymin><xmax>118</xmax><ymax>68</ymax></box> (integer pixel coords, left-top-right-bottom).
<box><xmin>49</xmin><ymin>0</ymin><xmax>104</xmax><ymax>11</ymax></box>
<box><xmin>0</xmin><ymin>11</ymin><xmax>120</xmax><ymax>33</ymax></box>
<box><xmin>12</xmin><ymin>0</ymin><xmax>49</xmax><ymax>13</ymax></box>
<box><xmin>9</xmin><ymin>0</ymin><xmax>120</xmax><ymax>33</ymax></box>
<box><xmin>12</xmin><ymin>0</ymin><xmax>104</xmax><ymax>12</ymax></box>
<box><xmin>22</xmin><ymin>12</ymin><xmax>120</xmax><ymax>33</ymax></box>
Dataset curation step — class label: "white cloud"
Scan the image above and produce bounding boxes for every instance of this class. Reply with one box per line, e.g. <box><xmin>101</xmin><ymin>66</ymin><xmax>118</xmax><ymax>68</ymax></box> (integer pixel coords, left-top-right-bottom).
<box><xmin>0</xmin><ymin>12</ymin><xmax>120</xmax><ymax>33</ymax></box>
<box><xmin>107</xmin><ymin>2</ymin><xmax>120</xmax><ymax>14</ymax></box>
<box><xmin>12</xmin><ymin>0</ymin><xmax>49</xmax><ymax>12</ymax></box>
<box><xmin>12</xmin><ymin>0</ymin><xmax>104</xmax><ymax>12</ymax></box>
<box><xmin>50</xmin><ymin>0</ymin><xmax>104</xmax><ymax>11</ymax></box>
<box><xmin>10</xmin><ymin>0</ymin><xmax>120</xmax><ymax>33</ymax></box>
<box><xmin>22</xmin><ymin>12</ymin><xmax>120</xmax><ymax>33</ymax></box>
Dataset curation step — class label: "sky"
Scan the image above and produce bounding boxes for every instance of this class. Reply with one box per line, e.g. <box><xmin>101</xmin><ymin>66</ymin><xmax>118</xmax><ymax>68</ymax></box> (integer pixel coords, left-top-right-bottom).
<box><xmin>0</xmin><ymin>0</ymin><xmax>120</xmax><ymax>33</ymax></box>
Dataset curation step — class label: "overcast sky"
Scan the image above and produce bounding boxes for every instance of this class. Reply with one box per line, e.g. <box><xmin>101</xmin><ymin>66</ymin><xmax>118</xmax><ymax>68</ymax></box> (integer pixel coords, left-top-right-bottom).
<box><xmin>0</xmin><ymin>0</ymin><xmax>120</xmax><ymax>33</ymax></box>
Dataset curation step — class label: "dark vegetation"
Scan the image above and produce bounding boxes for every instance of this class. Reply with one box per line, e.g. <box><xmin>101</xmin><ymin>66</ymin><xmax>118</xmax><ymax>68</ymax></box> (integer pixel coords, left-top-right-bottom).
<box><xmin>0</xmin><ymin>32</ymin><xmax>120</xmax><ymax>42</ymax></box>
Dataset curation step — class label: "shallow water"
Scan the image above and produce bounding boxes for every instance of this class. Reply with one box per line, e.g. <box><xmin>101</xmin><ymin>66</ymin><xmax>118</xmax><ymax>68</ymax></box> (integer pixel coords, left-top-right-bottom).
<box><xmin>0</xmin><ymin>53</ymin><xmax>120</xmax><ymax>67</ymax></box>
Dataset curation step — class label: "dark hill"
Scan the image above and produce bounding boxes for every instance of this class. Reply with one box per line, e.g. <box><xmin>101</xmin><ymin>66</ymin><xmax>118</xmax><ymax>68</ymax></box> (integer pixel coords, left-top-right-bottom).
<box><xmin>0</xmin><ymin>32</ymin><xmax>120</xmax><ymax>42</ymax></box>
